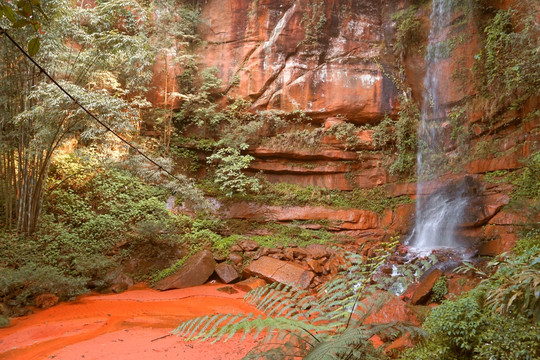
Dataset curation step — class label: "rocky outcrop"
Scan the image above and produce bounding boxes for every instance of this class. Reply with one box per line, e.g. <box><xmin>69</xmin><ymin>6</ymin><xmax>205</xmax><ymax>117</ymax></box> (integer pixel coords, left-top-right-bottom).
<box><xmin>225</xmin><ymin>202</ymin><xmax>379</xmax><ymax>230</ymax></box>
<box><xmin>145</xmin><ymin>0</ymin><xmax>539</xmax><ymax>261</ymax></box>
<box><xmin>154</xmin><ymin>250</ymin><xmax>216</xmax><ymax>291</ymax></box>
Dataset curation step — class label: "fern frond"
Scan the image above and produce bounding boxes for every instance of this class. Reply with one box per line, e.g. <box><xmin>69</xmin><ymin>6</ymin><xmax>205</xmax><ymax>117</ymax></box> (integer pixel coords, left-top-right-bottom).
<box><xmin>245</xmin><ymin>282</ymin><xmax>322</xmax><ymax>320</ymax></box>
<box><xmin>243</xmin><ymin>341</ymin><xmax>308</xmax><ymax>360</ymax></box>
<box><xmin>303</xmin><ymin>325</ymin><xmax>374</xmax><ymax>360</ymax></box>
<box><xmin>174</xmin><ymin>312</ymin><xmax>334</xmax><ymax>344</ymax></box>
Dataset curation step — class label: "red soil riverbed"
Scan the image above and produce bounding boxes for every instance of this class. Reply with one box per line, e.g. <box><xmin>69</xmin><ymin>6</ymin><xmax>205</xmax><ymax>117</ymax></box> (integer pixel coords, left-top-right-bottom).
<box><xmin>0</xmin><ymin>284</ymin><xmax>261</xmax><ymax>360</ymax></box>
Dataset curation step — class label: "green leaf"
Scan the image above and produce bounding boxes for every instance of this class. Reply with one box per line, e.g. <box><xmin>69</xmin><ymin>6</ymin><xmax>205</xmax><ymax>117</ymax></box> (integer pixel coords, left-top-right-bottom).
<box><xmin>12</xmin><ymin>19</ymin><xmax>30</xmax><ymax>28</ymax></box>
<box><xmin>27</xmin><ymin>37</ymin><xmax>40</xmax><ymax>56</ymax></box>
<box><xmin>2</xmin><ymin>5</ymin><xmax>18</xmax><ymax>22</ymax></box>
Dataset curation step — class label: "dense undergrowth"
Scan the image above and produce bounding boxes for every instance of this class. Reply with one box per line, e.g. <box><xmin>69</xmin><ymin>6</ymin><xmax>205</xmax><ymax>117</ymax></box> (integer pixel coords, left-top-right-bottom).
<box><xmin>402</xmin><ymin>231</ymin><xmax>540</xmax><ymax>360</ymax></box>
<box><xmin>0</xmin><ymin>153</ymin><xmax>344</xmax><ymax>312</ymax></box>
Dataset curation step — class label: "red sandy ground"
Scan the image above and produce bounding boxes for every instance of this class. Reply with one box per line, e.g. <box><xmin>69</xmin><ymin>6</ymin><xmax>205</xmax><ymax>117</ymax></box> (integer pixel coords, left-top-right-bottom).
<box><xmin>0</xmin><ymin>284</ymin><xmax>262</xmax><ymax>360</ymax></box>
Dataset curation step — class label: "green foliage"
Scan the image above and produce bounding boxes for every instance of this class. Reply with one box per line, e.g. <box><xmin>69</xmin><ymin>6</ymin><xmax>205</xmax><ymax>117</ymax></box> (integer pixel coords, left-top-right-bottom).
<box><xmin>326</xmin><ymin>121</ymin><xmax>365</xmax><ymax>150</ymax></box>
<box><xmin>472</xmin><ymin>3</ymin><xmax>540</xmax><ymax>117</ymax></box>
<box><xmin>174</xmin><ymin>242</ymin><xmax>429</xmax><ymax>359</ymax></box>
<box><xmin>391</xmin><ymin>6</ymin><xmax>422</xmax><ymax>60</ymax></box>
<box><xmin>514</xmin><ymin>228</ymin><xmax>540</xmax><ymax>256</ymax></box>
<box><xmin>0</xmin><ymin>153</ymin><xmax>190</xmax><ymax>306</ymax></box>
<box><xmin>430</xmin><ymin>275</ymin><xmax>448</xmax><ymax>303</ymax></box>
<box><xmin>174</xmin><ymin>66</ymin><xmax>224</xmax><ymax>131</ymax></box>
<box><xmin>404</xmin><ymin>287</ymin><xmax>488</xmax><ymax>359</ymax></box>
<box><xmin>511</xmin><ymin>151</ymin><xmax>540</xmax><ymax>202</ymax></box>
<box><xmin>482</xmin><ymin>169</ymin><xmax>511</xmax><ymax>184</ymax></box>
<box><xmin>485</xmin><ymin>249</ymin><xmax>540</xmax><ymax>320</ymax></box>
<box><xmin>0</xmin><ymin>263</ymin><xmax>88</xmax><ymax>307</ymax></box>
<box><xmin>370</xmin><ymin>64</ymin><xmax>420</xmax><ymax>176</ymax></box>
<box><xmin>404</xmin><ymin>235</ymin><xmax>540</xmax><ymax>360</ymax></box>
<box><xmin>300</xmin><ymin>0</ymin><xmax>327</xmax><ymax>51</ymax></box>
<box><xmin>0</xmin><ymin>0</ymin><xmax>154</xmax><ymax>233</ymax></box>
<box><xmin>207</xmin><ymin>144</ymin><xmax>261</xmax><ymax>197</ymax></box>
<box><xmin>0</xmin><ymin>0</ymin><xmax>46</xmax><ymax>54</ymax></box>
<box><xmin>206</xmin><ymin>181</ymin><xmax>413</xmax><ymax>215</ymax></box>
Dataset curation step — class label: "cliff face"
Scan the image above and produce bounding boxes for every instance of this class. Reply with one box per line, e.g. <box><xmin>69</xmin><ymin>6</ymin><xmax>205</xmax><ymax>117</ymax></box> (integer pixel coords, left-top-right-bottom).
<box><xmin>151</xmin><ymin>0</ymin><xmax>539</xmax><ymax>252</ymax></box>
<box><xmin>197</xmin><ymin>0</ymin><xmax>396</xmax><ymax>123</ymax></box>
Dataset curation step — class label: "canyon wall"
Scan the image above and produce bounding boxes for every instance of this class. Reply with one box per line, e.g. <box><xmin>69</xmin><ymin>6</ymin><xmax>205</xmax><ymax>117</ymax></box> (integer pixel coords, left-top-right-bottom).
<box><xmin>152</xmin><ymin>0</ymin><xmax>539</xmax><ymax>252</ymax></box>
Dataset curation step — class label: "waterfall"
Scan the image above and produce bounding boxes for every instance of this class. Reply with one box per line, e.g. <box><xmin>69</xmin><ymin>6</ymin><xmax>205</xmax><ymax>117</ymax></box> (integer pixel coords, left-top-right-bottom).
<box><xmin>409</xmin><ymin>0</ymin><xmax>469</xmax><ymax>252</ymax></box>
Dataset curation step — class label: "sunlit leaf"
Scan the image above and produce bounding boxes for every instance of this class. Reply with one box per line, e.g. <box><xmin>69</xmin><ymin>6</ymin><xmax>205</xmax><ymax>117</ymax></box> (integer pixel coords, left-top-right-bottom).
<box><xmin>27</xmin><ymin>37</ymin><xmax>40</xmax><ymax>56</ymax></box>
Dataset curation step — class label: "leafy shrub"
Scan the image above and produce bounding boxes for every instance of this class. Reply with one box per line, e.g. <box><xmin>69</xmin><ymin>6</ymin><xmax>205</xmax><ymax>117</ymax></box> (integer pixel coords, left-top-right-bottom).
<box><xmin>0</xmin><ymin>263</ymin><xmax>88</xmax><ymax>307</ymax></box>
<box><xmin>430</xmin><ymin>275</ymin><xmax>448</xmax><ymax>303</ymax></box>
<box><xmin>474</xmin><ymin>315</ymin><xmax>540</xmax><ymax>360</ymax></box>
<box><xmin>300</xmin><ymin>0</ymin><xmax>327</xmax><ymax>51</ymax></box>
<box><xmin>0</xmin><ymin>315</ymin><xmax>9</xmax><ymax>328</ymax></box>
<box><xmin>0</xmin><ymin>153</ymin><xmax>193</xmax><ymax>306</ymax></box>
<box><xmin>207</xmin><ymin>144</ymin><xmax>262</xmax><ymax>197</ymax></box>
<box><xmin>403</xmin><ymin>234</ymin><xmax>540</xmax><ymax>360</ymax></box>
<box><xmin>473</xmin><ymin>3</ymin><xmax>540</xmax><ymax>116</ymax></box>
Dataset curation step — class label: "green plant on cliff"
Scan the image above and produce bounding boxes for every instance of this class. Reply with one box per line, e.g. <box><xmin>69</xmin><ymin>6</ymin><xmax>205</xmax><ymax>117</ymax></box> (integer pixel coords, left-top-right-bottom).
<box><xmin>367</xmin><ymin>102</ymin><xmax>419</xmax><ymax>176</ymax></box>
<box><xmin>207</xmin><ymin>144</ymin><xmax>262</xmax><ymax>197</ymax></box>
<box><xmin>173</xmin><ymin>242</ymin><xmax>435</xmax><ymax>359</ymax></box>
<box><xmin>472</xmin><ymin>3</ymin><xmax>540</xmax><ymax>119</ymax></box>
<box><xmin>430</xmin><ymin>275</ymin><xmax>448</xmax><ymax>303</ymax></box>
<box><xmin>299</xmin><ymin>0</ymin><xmax>327</xmax><ymax>52</ymax></box>
<box><xmin>326</xmin><ymin>121</ymin><xmax>366</xmax><ymax>150</ymax></box>
<box><xmin>391</xmin><ymin>5</ymin><xmax>422</xmax><ymax>60</ymax></box>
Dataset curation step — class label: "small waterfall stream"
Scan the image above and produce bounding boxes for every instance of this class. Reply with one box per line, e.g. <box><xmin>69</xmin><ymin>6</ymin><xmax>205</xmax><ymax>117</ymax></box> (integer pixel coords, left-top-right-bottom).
<box><xmin>409</xmin><ymin>0</ymin><xmax>469</xmax><ymax>252</ymax></box>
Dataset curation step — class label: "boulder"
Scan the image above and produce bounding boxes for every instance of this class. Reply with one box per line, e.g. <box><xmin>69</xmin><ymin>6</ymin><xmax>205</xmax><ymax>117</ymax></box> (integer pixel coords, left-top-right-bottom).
<box><xmin>244</xmin><ymin>256</ymin><xmax>315</xmax><ymax>289</ymax></box>
<box><xmin>364</xmin><ymin>292</ymin><xmax>418</xmax><ymax>325</ymax></box>
<box><xmin>105</xmin><ymin>270</ymin><xmax>134</xmax><ymax>294</ymax></box>
<box><xmin>228</xmin><ymin>252</ymin><xmax>243</xmax><ymax>265</ymax></box>
<box><xmin>478</xmin><ymin>238</ymin><xmax>510</xmax><ymax>257</ymax></box>
<box><xmin>305</xmin><ymin>244</ymin><xmax>330</xmax><ymax>259</ymax></box>
<box><xmin>239</xmin><ymin>239</ymin><xmax>259</xmax><ymax>251</ymax></box>
<box><xmin>215</xmin><ymin>263</ymin><xmax>240</xmax><ymax>284</ymax></box>
<box><xmin>410</xmin><ymin>268</ymin><xmax>443</xmax><ymax>305</ymax></box>
<box><xmin>306</xmin><ymin>258</ymin><xmax>323</xmax><ymax>274</ymax></box>
<box><xmin>154</xmin><ymin>250</ymin><xmax>216</xmax><ymax>291</ymax></box>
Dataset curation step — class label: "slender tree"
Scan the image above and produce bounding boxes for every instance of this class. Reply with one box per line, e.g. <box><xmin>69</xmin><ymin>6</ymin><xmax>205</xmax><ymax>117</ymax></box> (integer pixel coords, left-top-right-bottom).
<box><xmin>0</xmin><ymin>0</ymin><xmax>154</xmax><ymax>233</ymax></box>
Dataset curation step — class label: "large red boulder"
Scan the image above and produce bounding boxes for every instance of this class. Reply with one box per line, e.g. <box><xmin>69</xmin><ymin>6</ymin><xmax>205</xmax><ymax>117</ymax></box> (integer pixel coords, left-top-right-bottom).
<box><xmin>244</xmin><ymin>256</ymin><xmax>315</xmax><ymax>289</ymax></box>
<box><xmin>410</xmin><ymin>268</ymin><xmax>443</xmax><ymax>305</ymax></box>
<box><xmin>153</xmin><ymin>250</ymin><xmax>216</xmax><ymax>291</ymax></box>
<box><xmin>364</xmin><ymin>292</ymin><xmax>418</xmax><ymax>325</ymax></box>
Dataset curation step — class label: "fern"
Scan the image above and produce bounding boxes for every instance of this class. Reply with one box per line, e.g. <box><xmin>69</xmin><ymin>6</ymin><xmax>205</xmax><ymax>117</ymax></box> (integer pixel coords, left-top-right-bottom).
<box><xmin>174</xmin><ymin>241</ymin><xmax>433</xmax><ymax>359</ymax></box>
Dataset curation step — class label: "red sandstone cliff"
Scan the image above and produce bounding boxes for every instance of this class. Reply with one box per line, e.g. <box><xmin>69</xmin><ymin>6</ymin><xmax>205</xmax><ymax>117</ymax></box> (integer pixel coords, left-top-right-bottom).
<box><xmin>149</xmin><ymin>0</ymin><xmax>539</xmax><ymax>253</ymax></box>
